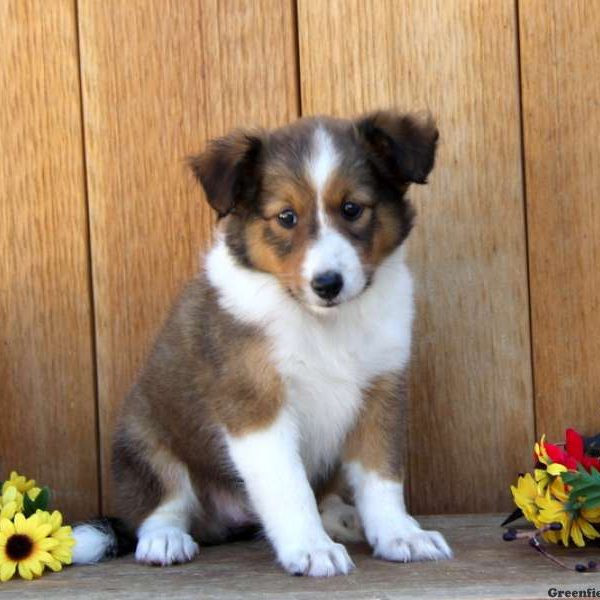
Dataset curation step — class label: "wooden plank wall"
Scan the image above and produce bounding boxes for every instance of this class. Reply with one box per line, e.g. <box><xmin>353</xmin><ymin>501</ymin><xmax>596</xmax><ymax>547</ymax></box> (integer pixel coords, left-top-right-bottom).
<box><xmin>519</xmin><ymin>0</ymin><xmax>600</xmax><ymax>443</ymax></box>
<box><xmin>1</xmin><ymin>0</ymin><xmax>599</xmax><ymax>519</ymax></box>
<box><xmin>298</xmin><ymin>0</ymin><xmax>534</xmax><ymax>513</ymax></box>
<box><xmin>77</xmin><ymin>0</ymin><xmax>299</xmax><ymax>512</ymax></box>
<box><xmin>0</xmin><ymin>0</ymin><xmax>98</xmax><ymax>520</ymax></box>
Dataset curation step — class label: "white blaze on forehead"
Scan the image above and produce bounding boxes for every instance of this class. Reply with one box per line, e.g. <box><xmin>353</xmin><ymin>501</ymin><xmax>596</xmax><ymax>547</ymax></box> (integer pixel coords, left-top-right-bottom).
<box><xmin>306</xmin><ymin>126</ymin><xmax>340</xmax><ymax>225</ymax></box>
<box><xmin>302</xmin><ymin>126</ymin><xmax>367</xmax><ymax>306</ymax></box>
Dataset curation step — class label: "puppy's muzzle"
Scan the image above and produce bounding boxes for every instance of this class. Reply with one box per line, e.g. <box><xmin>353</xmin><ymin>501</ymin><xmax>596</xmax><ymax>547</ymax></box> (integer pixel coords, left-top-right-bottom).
<box><xmin>310</xmin><ymin>271</ymin><xmax>344</xmax><ymax>301</ymax></box>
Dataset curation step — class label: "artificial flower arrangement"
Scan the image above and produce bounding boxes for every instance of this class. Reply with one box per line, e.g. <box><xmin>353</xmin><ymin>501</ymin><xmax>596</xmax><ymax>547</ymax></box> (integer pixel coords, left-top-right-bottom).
<box><xmin>504</xmin><ymin>428</ymin><xmax>600</xmax><ymax>571</ymax></box>
<box><xmin>0</xmin><ymin>472</ymin><xmax>74</xmax><ymax>582</ymax></box>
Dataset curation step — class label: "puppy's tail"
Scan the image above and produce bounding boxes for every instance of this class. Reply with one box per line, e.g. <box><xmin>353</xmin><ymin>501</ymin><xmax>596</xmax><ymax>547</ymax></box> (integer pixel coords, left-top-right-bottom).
<box><xmin>72</xmin><ymin>518</ymin><xmax>136</xmax><ymax>564</ymax></box>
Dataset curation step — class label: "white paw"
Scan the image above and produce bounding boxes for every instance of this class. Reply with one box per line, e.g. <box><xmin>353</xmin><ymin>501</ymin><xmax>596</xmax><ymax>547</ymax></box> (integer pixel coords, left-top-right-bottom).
<box><xmin>278</xmin><ymin>539</ymin><xmax>355</xmax><ymax>577</ymax></box>
<box><xmin>135</xmin><ymin>526</ymin><xmax>199</xmax><ymax>566</ymax></box>
<box><xmin>374</xmin><ymin>526</ymin><xmax>452</xmax><ymax>563</ymax></box>
<box><xmin>320</xmin><ymin>495</ymin><xmax>365</xmax><ymax>543</ymax></box>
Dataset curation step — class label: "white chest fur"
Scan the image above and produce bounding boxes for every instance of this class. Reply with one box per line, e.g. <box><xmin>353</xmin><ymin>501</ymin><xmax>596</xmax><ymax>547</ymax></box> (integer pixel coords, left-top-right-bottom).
<box><xmin>206</xmin><ymin>239</ymin><xmax>414</xmax><ymax>479</ymax></box>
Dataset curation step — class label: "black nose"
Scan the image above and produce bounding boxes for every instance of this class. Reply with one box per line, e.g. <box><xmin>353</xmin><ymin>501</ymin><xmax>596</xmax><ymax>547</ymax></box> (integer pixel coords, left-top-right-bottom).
<box><xmin>311</xmin><ymin>271</ymin><xmax>343</xmax><ymax>300</ymax></box>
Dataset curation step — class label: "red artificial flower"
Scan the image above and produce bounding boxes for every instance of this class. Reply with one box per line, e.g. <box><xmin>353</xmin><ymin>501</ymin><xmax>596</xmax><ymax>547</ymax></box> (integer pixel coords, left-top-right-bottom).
<box><xmin>542</xmin><ymin>429</ymin><xmax>600</xmax><ymax>472</ymax></box>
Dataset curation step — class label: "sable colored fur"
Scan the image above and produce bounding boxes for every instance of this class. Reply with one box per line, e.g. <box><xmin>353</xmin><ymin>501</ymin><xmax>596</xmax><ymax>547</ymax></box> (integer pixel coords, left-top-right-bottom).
<box><xmin>72</xmin><ymin>111</ymin><xmax>452</xmax><ymax>576</ymax></box>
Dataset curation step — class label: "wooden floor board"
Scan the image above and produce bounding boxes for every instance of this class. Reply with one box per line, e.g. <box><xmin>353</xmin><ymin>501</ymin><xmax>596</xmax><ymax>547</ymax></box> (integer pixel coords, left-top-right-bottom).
<box><xmin>2</xmin><ymin>515</ymin><xmax>599</xmax><ymax>599</ymax></box>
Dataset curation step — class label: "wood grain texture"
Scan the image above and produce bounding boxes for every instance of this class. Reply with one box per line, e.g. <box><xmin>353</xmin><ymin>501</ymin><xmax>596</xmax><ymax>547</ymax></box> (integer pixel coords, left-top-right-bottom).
<box><xmin>298</xmin><ymin>0</ymin><xmax>534</xmax><ymax>513</ymax></box>
<box><xmin>77</xmin><ymin>0</ymin><xmax>299</xmax><ymax>511</ymax></box>
<box><xmin>0</xmin><ymin>0</ymin><xmax>98</xmax><ymax>519</ymax></box>
<box><xmin>520</xmin><ymin>1</ymin><xmax>600</xmax><ymax>443</ymax></box>
<box><xmin>3</xmin><ymin>514</ymin><xmax>597</xmax><ymax>599</ymax></box>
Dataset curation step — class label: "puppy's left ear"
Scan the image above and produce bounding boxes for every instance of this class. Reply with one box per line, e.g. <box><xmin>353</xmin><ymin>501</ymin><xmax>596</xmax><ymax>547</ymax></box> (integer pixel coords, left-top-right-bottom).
<box><xmin>188</xmin><ymin>130</ymin><xmax>263</xmax><ymax>217</ymax></box>
<box><xmin>356</xmin><ymin>111</ymin><xmax>439</xmax><ymax>187</ymax></box>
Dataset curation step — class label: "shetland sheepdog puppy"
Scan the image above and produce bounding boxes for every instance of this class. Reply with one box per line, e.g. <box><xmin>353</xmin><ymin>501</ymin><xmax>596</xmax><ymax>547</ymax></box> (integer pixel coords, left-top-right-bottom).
<box><xmin>72</xmin><ymin>110</ymin><xmax>452</xmax><ymax>576</ymax></box>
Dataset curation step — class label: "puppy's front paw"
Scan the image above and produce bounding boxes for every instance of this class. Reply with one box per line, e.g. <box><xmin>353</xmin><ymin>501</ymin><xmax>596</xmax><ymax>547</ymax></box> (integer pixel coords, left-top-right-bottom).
<box><xmin>279</xmin><ymin>539</ymin><xmax>355</xmax><ymax>577</ymax></box>
<box><xmin>135</xmin><ymin>526</ymin><xmax>199</xmax><ymax>566</ymax></box>
<box><xmin>374</xmin><ymin>526</ymin><xmax>452</xmax><ymax>563</ymax></box>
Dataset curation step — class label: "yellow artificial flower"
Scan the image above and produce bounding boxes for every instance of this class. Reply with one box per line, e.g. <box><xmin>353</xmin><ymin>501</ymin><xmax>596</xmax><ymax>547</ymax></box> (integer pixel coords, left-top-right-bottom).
<box><xmin>582</xmin><ymin>505</ymin><xmax>600</xmax><ymax>523</ymax></box>
<box><xmin>35</xmin><ymin>510</ymin><xmax>74</xmax><ymax>570</ymax></box>
<box><xmin>549</xmin><ymin>476</ymin><xmax>569</xmax><ymax>502</ymax></box>
<box><xmin>0</xmin><ymin>513</ymin><xmax>58</xmax><ymax>581</ymax></box>
<box><xmin>511</xmin><ymin>473</ymin><xmax>542</xmax><ymax>527</ymax></box>
<box><xmin>547</xmin><ymin>463</ymin><xmax>569</xmax><ymax>476</ymax></box>
<box><xmin>536</xmin><ymin>483</ymin><xmax>600</xmax><ymax>547</ymax></box>
<box><xmin>2</xmin><ymin>472</ymin><xmax>36</xmax><ymax>495</ymax></box>
<box><xmin>0</xmin><ymin>485</ymin><xmax>41</xmax><ymax>518</ymax></box>
<box><xmin>26</xmin><ymin>488</ymin><xmax>42</xmax><ymax>501</ymax></box>
<box><xmin>512</xmin><ymin>432</ymin><xmax>600</xmax><ymax>547</ymax></box>
<box><xmin>535</xmin><ymin>462</ymin><xmax>568</xmax><ymax>493</ymax></box>
<box><xmin>571</xmin><ymin>516</ymin><xmax>600</xmax><ymax>547</ymax></box>
<box><xmin>536</xmin><ymin>488</ymin><xmax>571</xmax><ymax>544</ymax></box>
<box><xmin>534</xmin><ymin>468</ymin><xmax>549</xmax><ymax>493</ymax></box>
<box><xmin>0</xmin><ymin>487</ymin><xmax>22</xmax><ymax>520</ymax></box>
<box><xmin>533</xmin><ymin>434</ymin><xmax>570</xmax><ymax>495</ymax></box>
<box><xmin>534</xmin><ymin>435</ymin><xmax>551</xmax><ymax>466</ymax></box>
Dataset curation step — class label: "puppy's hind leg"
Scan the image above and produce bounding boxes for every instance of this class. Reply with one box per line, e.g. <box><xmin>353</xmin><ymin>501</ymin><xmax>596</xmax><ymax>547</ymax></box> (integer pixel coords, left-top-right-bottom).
<box><xmin>112</xmin><ymin>422</ymin><xmax>201</xmax><ymax>566</ymax></box>
<box><xmin>320</xmin><ymin>494</ymin><xmax>365</xmax><ymax>543</ymax></box>
<box><xmin>134</xmin><ymin>463</ymin><xmax>200</xmax><ymax>566</ymax></box>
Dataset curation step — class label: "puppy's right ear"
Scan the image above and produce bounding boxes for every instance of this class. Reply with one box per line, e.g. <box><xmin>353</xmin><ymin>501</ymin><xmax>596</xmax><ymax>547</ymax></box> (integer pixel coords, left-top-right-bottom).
<box><xmin>356</xmin><ymin>111</ymin><xmax>438</xmax><ymax>188</ymax></box>
<box><xmin>188</xmin><ymin>131</ymin><xmax>263</xmax><ymax>217</ymax></box>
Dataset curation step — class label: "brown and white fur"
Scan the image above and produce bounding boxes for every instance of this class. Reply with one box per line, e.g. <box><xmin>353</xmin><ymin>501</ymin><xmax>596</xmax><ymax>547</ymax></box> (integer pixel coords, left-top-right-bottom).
<box><xmin>72</xmin><ymin>110</ymin><xmax>452</xmax><ymax>576</ymax></box>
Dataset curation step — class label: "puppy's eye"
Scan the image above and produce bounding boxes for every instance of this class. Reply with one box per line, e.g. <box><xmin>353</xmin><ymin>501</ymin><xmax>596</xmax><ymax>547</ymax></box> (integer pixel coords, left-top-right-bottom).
<box><xmin>340</xmin><ymin>200</ymin><xmax>364</xmax><ymax>221</ymax></box>
<box><xmin>277</xmin><ymin>208</ymin><xmax>298</xmax><ymax>229</ymax></box>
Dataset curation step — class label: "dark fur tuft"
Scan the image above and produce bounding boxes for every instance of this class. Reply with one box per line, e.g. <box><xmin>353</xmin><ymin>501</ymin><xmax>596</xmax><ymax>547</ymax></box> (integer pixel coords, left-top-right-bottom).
<box><xmin>84</xmin><ymin>518</ymin><xmax>137</xmax><ymax>558</ymax></box>
<box><xmin>356</xmin><ymin>111</ymin><xmax>439</xmax><ymax>186</ymax></box>
<box><xmin>188</xmin><ymin>131</ymin><xmax>263</xmax><ymax>217</ymax></box>
<box><xmin>71</xmin><ymin>517</ymin><xmax>137</xmax><ymax>564</ymax></box>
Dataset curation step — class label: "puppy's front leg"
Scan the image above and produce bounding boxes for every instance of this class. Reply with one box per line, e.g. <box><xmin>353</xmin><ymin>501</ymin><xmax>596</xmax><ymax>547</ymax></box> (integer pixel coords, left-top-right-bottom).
<box><xmin>225</xmin><ymin>411</ymin><xmax>354</xmax><ymax>577</ymax></box>
<box><xmin>344</xmin><ymin>374</ymin><xmax>452</xmax><ymax>563</ymax></box>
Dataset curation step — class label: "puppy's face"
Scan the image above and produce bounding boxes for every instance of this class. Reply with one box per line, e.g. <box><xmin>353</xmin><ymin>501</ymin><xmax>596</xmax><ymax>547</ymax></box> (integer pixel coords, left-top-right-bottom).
<box><xmin>190</xmin><ymin>112</ymin><xmax>438</xmax><ymax>310</ymax></box>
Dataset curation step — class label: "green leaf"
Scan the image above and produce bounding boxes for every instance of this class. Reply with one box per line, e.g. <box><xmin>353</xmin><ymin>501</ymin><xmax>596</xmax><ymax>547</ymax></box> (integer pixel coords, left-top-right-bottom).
<box><xmin>580</xmin><ymin>489</ymin><xmax>600</xmax><ymax>505</ymax></box>
<box><xmin>563</xmin><ymin>467</ymin><xmax>600</xmax><ymax>510</ymax></box>
<box><xmin>34</xmin><ymin>487</ymin><xmax>50</xmax><ymax>511</ymax></box>
<box><xmin>568</xmin><ymin>476</ymin><xmax>599</xmax><ymax>490</ymax></box>
<box><xmin>562</xmin><ymin>472</ymin><xmax>581</xmax><ymax>485</ymax></box>
<box><xmin>22</xmin><ymin>493</ymin><xmax>36</xmax><ymax>518</ymax></box>
<box><xmin>22</xmin><ymin>487</ymin><xmax>50</xmax><ymax>517</ymax></box>
<box><xmin>572</xmin><ymin>484</ymin><xmax>600</xmax><ymax>498</ymax></box>
<box><xmin>581</xmin><ymin>495</ymin><xmax>600</xmax><ymax>510</ymax></box>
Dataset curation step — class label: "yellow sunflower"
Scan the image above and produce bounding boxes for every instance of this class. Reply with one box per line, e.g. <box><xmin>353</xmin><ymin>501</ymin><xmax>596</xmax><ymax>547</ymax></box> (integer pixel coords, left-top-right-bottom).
<box><xmin>35</xmin><ymin>510</ymin><xmax>75</xmax><ymax>570</ymax></box>
<box><xmin>533</xmin><ymin>435</ymin><xmax>569</xmax><ymax>493</ymax></box>
<box><xmin>0</xmin><ymin>487</ymin><xmax>21</xmax><ymax>520</ymax></box>
<box><xmin>0</xmin><ymin>513</ymin><xmax>58</xmax><ymax>581</ymax></box>
<box><xmin>0</xmin><ymin>485</ymin><xmax>42</xmax><ymax>520</ymax></box>
<box><xmin>534</xmin><ymin>463</ymin><xmax>568</xmax><ymax>494</ymax></box>
<box><xmin>534</xmin><ymin>435</ymin><xmax>550</xmax><ymax>466</ymax></box>
<box><xmin>2</xmin><ymin>472</ymin><xmax>36</xmax><ymax>495</ymax></box>
<box><xmin>25</xmin><ymin>487</ymin><xmax>42</xmax><ymax>504</ymax></box>
<box><xmin>536</xmin><ymin>480</ymin><xmax>600</xmax><ymax>547</ymax></box>
<box><xmin>511</xmin><ymin>473</ymin><xmax>542</xmax><ymax>527</ymax></box>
